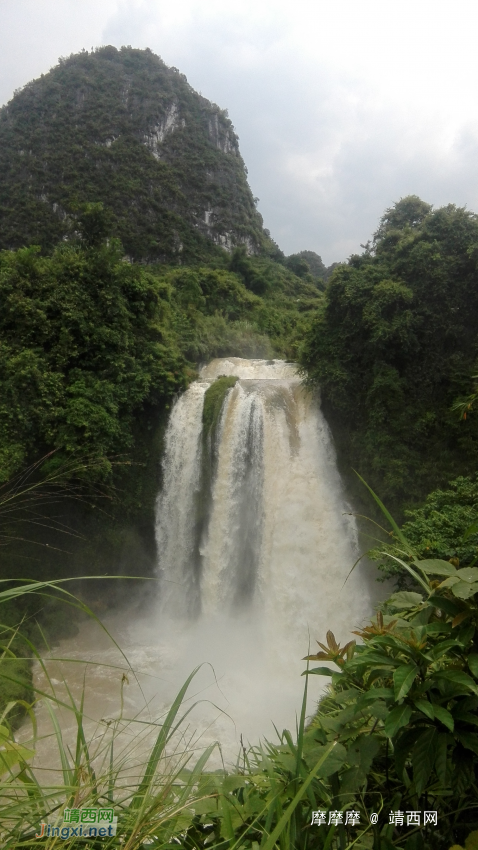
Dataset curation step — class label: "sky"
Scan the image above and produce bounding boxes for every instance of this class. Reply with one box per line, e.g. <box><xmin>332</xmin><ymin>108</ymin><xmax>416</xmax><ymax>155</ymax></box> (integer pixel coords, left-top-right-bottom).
<box><xmin>2</xmin><ymin>0</ymin><xmax>478</xmax><ymax>264</ymax></box>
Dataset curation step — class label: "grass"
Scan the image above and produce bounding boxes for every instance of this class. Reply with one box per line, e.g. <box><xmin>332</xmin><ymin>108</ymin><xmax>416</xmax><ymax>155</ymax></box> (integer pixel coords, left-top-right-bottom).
<box><xmin>0</xmin><ymin>578</ymin><xmax>348</xmax><ymax>850</ymax></box>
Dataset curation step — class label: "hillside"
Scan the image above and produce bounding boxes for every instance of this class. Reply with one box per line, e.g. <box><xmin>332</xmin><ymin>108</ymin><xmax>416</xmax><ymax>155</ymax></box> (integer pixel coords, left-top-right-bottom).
<box><xmin>0</xmin><ymin>46</ymin><xmax>270</xmax><ymax>263</ymax></box>
<box><xmin>300</xmin><ymin>196</ymin><xmax>478</xmax><ymax>514</ymax></box>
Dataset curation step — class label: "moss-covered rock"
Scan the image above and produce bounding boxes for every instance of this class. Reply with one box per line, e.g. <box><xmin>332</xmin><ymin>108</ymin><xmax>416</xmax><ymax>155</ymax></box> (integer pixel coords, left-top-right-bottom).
<box><xmin>202</xmin><ymin>376</ymin><xmax>238</xmax><ymax>438</ymax></box>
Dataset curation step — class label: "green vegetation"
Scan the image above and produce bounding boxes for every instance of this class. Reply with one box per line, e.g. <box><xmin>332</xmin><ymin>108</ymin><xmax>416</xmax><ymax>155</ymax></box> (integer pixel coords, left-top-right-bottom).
<box><xmin>371</xmin><ymin>476</ymin><xmax>478</xmax><ymax>586</ymax></box>
<box><xmin>3</xmin><ymin>506</ymin><xmax>478</xmax><ymax>848</ymax></box>
<box><xmin>299</xmin><ymin>196</ymin><xmax>478</xmax><ymax>514</ymax></box>
<box><xmin>4</xmin><ymin>46</ymin><xmax>478</xmax><ymax>847</ymax></box>
<box><xmin>0</xmin><ymin>213</ymin><xmax>320</xmax><ymax>595</ymax></box>
<box><xmin>0</xmin><ymin>46</ymin><xmax>269</xmax><ymax>263</ymax></box>
<box><xmin>203</xmin><ymin>376</ymin><xmax>239</xmax><ymax>437</ymax></box>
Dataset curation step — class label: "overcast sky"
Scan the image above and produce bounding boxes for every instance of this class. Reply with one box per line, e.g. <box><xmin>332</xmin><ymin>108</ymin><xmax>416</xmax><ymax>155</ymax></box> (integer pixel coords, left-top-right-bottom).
<box><xmin>1</xmin><ymin>0</ymin><xmax>478</xmax><ymax>264</ymax></box>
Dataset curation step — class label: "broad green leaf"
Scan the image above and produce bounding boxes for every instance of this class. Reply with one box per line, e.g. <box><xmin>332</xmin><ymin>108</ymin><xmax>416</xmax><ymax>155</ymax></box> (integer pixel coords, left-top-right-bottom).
<box><xmin>384</xmin><ymin>704</ymin><xmax>413</xmax><ymax>738</ymax></box>
<box><xmin>455</xmin><ymin>567</ymin><xmax>478</xmax><ymax>582</ymax></box>
<box><xmin>452</xmin><ymin>581</ymin><xmax>478</xmax><ymax>599</ymax></box>
<box><xmin>412</xmin><ymin>727</ymin><xmax>437</xmax><ymax>795</ymax></box>
<box><xmin>394</xmin><ymin>663</ymin><xmax>418</xmax><ymax>701</ymax></box>
<box><xmin>388</xmin><ymin>591</ymin><xmax>424</xmax><ymax>609</ymax></box>
<box><xmin>433</xmin><ymin>705</ymin><xmax>454</xmax><ymax>732</ymax></box>
<box><xmin>439</xmin><ymin>575</ymin><xmax>460</xmax><ymax>587</ymax></box>
<box><xmin>417</xmin><ymin>559</ymin><xmax>457</xmax><ymax>576</ymax></box>
<box><xmin>468</xmin><ymin>654</ymin><xmax>478</xmax><ymax>679</ymax></box>
<box><xmin>415</xmin><ymin>699</ymin><xmax>434</xmax><ymax>720</ymax></box>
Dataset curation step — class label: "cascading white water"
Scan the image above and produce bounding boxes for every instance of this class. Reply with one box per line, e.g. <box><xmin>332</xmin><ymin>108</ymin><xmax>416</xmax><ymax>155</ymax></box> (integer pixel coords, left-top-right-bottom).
<box><xmin>151</xmin><ymin>358</ymin><xmax>373</xmax><ymax>754</ymax></box>
<box><xmin>27</xmin><ymin>357</ymin><xmax>376</xmax><ymax>772</ymax></box>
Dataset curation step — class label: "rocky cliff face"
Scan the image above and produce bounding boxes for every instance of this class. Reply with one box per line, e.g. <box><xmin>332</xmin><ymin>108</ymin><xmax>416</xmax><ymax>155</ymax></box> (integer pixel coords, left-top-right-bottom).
<box><xmin>0</xmin><ymin>46</ymin><xmax>267</xmax><ymax>262</ymax></box>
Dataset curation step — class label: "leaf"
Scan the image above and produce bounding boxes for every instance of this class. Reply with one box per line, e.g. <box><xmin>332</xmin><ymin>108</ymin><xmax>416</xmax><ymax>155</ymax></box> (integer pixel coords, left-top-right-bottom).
<box><xmin>456</xmin><ymin>622</ymin><xmax>476</xmax><ymax>647</ymax></box>
<box><xmin>455</xmin><ymin>567</ymin><xmax>478</xmax><ymax>582</ymax></box>
<box><xmin>190</xmin><ymin>797</ymin><xmax>219</xmax><ymax>816</ymax></box>
<box><xmin>456</xmin><ymin>731</ymin><xmax>478</xmax><ymax>756</ymax></box>
<box><xmin>384</xmin><ymin>704</ymin><xmax>413</xmax><ymax>738</ymax></box>
<box><xmin>417</xmin><ymin>559</ymin><xmax>457</xmax><ymax>576</ymax></box>
<box><xmin>433</xmin><ymin>670</ymin><xmax>478</xmax><ymax>695</ymax></box>
<box><xmin>412</xmin><ymin>727</ymin><xmax>437</xmax><ymax>795</ymax></box>
<box><xmin>464</xmin><ymin>522</ymin><xmax>478</xmax><ymax>541</ymax></box>
<box><xmin>433</xmin><ymin>705</ymin><xmax>454</xmax><ymax>732</ymax></box>
<box><xmin>388</xmin><ymin>591</ymin><xmax>424</xmax><ymax>609</ymax></box>
<box><xmin>434</xmin><ymin>733</ymin><xmax>448</xmax><ymax>787</ymax></box>
<box><xmin>468</xmin><ymin>654</ymin><xmax>478</xmax><ymax>679</ymax></box>
<box><xmin>414</xmin><ymin>699</ymin><xmax>434</xmax><ymax>720</ymax></box>
<box><xmin>358</xmin><ymin>687</ymin><xmax>394</xmax><ymax>704</ymax></box>
<box><xmin>393</xmin><ymin>663</ymin><xmax>418</xmax><ymax>701</ymax></box>
<box><xmin>347</xmin><ymin>735</ymin><xmax>380</xmax><ymax>772</ymax></box>
<box><xmin>260</xmin><ymin>741</ymin><xmax>339</xmax><ymax>850</ymax></box>
<box><xmin>315</xmin><ymin>743</ymin><xmax>347</xmax><ymax>778</ymax></box>
<box><xmin>0</xmin><ymin>742</ymin><xmax>35</xmax><ymax>775</ymax></box>
<box><xmin>394</xmin><ymin>726</ymin><xmax>423</xmax><ymax>780</ymax></box>
<box><xmin>427</xmin><ymin>638</ymin><xmax>461</xmax><ymax>661</ymax></box>
<box><xmin>304</xmin><ymin>666</ymin><xmax>335</xmax><ymax>677</ymax></box>
<box><xmin>222</xmin><ymin>775</ymin><xmax>248</xmax><ymax>793</ymax></box>
<box><xmin>438</xmin><ymin>575</ymin><xmax>461</xmax><ymax>587</ymax></box>
<box><xmin>339</xmin><ymin>765</ymin><xmax>367</xmax><ymax>794</ymax></box>
<box><xmin>354</xmin><ymin>472</ymin><xmax>417</xmax><ymax>554</ymax></box>
<box><xmin>452</xmin><ymin>581</ymin><xmax>478</xmax><ymax>599</ymax></box>
<box><xmin>428</xmin><ymin>594</ymin><xmax>462</xmax><ymax>616</ymax></box>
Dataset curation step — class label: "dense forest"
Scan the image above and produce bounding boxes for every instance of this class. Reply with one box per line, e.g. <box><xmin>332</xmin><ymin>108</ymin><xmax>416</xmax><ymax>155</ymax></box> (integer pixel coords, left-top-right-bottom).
<box><xmin>0</xmin><ymin>46</ymin><xmax>269</xmax><ymax>262</ymax></box>
<box><xmin>2</xmin><ymin>47</ymin><xmax>478</xmax><ymax>850</ymax></box>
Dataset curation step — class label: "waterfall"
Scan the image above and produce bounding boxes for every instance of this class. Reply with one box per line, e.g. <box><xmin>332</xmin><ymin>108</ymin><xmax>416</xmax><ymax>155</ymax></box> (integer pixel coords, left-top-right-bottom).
<box><xmin>153</xmin><ymin>358</ymin><xmax>373</xmax><ymax>751</ymax></box>
<box><xmin>27</xmin><ymin>358</ymin><xmax>376</xmax><ymax>773</ymax></box>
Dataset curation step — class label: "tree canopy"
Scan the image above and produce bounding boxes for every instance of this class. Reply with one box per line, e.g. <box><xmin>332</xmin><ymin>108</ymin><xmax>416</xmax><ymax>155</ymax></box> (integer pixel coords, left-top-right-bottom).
<box><xmin>300</xmin><ymin>197</ymin><xmax>478</xmax><ymax>509</ymax></box>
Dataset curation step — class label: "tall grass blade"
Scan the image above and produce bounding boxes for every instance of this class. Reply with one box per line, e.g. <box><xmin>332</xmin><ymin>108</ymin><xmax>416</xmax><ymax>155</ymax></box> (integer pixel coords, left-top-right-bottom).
<box><xmin>260</xmin><ymin>741</ymin><xmax>337</xmax><ymax>850</ymax></box>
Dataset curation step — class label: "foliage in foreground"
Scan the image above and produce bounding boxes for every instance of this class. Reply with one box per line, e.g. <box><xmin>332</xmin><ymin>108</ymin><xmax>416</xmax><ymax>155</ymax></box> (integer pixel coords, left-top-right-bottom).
<box><xmin>3</xmin><ymin>497</ymin><xmax>478</xmax><ymax>849</ymax></box>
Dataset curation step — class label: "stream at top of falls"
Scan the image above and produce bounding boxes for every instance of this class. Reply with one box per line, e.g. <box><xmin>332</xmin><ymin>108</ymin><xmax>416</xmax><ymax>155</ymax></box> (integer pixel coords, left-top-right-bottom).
<box><xmin>27</xmin><ymin>358</ymin><xmax>380</xmax><ymax>775</ymax></box>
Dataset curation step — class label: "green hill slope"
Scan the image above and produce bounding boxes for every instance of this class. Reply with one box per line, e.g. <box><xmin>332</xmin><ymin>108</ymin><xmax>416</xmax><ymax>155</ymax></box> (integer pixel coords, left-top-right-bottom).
<box><xmin>0</xmin><ymin>46</ymin><xmax>267</xmax><ymax>262</ymax></box>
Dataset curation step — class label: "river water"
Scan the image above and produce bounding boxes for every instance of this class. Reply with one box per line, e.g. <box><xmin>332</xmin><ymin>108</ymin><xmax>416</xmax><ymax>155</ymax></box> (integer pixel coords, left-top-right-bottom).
<box><xmin>27</xmin><ymin>359</ymin><xmax>377</xmax><ymax>774</ymax></box>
